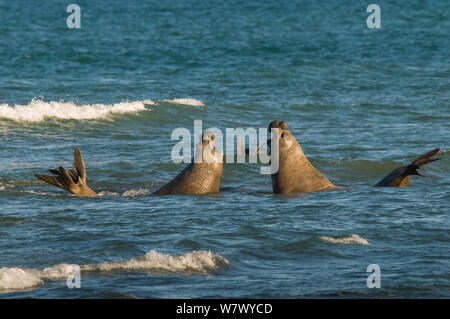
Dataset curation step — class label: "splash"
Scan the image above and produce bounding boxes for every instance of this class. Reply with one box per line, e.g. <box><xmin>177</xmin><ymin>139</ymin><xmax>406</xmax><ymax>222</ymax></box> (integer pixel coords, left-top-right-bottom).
<box><xmin>122</xmin><ymin>188</ymin><xmax>152</xmax><ymax>197</ymax></box>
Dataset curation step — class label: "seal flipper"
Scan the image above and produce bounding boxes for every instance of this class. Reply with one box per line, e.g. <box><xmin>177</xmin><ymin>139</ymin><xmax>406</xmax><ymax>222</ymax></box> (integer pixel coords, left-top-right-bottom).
<box><xmin>35</xmin><ymin>148</ymin><xmax>97</xmax><ymax>197</ymax></box>
<box><xmin>375</xmin><ymin>148</ymin><xmax>441</xmax><ymax>187</ymax></box>
<box><xmin>35</xmin><ymin>168</ymin><xmax>70</xmax><ymax>191</ymax></box>
<box><xmin>70</xmin><ymin>148</ymin><xmax>87</xmax><ymax>184</ymax></box>
<box><xmin>407</xmin><ymin>148</ymin><xmax>441</xmax><ymax>177</ymax></box>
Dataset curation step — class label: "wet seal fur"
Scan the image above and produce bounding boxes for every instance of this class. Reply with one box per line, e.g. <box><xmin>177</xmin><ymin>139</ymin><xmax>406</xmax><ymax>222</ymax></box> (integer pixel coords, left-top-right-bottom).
<box><xmin>375</xmin><ymin>148</ymin><xmax>441</xmax><ymax>187</ymax></box>
<box><xmin>154</xmin><ymin>131</ymin><xmax>223</xmax><ymax>195</ymax></box>
<box><xmin>268</xmin><ymin>120</ymin><xmax>335</xmax><ymax>194</ymax></box>
<box><xmin>35</xmin><ymin>131</ymin><xmax>223</xmax><ymax>196</ymax></box>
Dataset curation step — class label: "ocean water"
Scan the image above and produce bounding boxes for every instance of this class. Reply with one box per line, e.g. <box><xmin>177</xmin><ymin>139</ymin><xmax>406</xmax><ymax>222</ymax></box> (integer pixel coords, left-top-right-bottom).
<box><xmin>0</xmin><ymin>0</ymin><xmax>449</xmax><ymax>298</ymax></box>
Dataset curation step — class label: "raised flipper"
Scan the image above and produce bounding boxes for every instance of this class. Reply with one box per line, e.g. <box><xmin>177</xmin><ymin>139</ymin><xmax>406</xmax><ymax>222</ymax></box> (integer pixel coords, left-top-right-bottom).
<box><xmin>375</xmin><ymin>148</ymin><xmax>441</xmax><ymax>187</ymax></box>
<box><xmin>35</xmin><ymin>148</ymin><xmax>97</xmax><ymax>196</ymax></box>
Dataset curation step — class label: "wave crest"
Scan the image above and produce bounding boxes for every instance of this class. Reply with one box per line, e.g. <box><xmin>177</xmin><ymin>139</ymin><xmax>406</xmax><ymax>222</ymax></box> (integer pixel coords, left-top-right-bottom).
<box><xmin>0</xmin><ymin>99</ymin><xmax>151</xmax><ymax>122</ymax></box>
<box><xmin>82</xmin><ymin>250</ymin><xmax>228</xmax><ymax>274</ymax></box>
<box><xmin>0</xmin><ymin>267</ymin><xmax>43</xmax><ymax>291</ymax></box>
<box><xmin>0</xmin><ymin>250</ymin><xmax>228</xmax><ymax>292</ymax></box>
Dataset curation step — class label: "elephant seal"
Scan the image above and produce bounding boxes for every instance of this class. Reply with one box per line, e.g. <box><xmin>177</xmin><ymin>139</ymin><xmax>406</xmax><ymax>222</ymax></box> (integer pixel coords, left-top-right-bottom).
<box><xmin>375</xmin><ymin>148</ymin><xmax>441</xmax><ymax>187</ymax></box>
<box><xmin>34</xmin><ymin>131</ymin><xmax>223</xmax><ymax>197</ymax></box>
<box><xmin>268</xmin><ymin>120</ymin><xmax>335</xmax><ymax>194</ymax></box>
<box><xmin>35</xmin><ymin>148</ymin><xmax>97</xmax><ymax>197</ymax></box>
<box><xmin>153</xmin><ymin>131</ymin><xmax>223</xmax><ymax>195</ymax></box>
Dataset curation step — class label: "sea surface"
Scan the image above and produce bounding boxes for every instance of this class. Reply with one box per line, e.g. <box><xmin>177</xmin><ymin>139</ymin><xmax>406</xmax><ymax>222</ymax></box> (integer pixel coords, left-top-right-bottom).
<box><xmin>0</xmin><ymin>0</ymin><xmax>449</xmax><ymax>298</ymax></box>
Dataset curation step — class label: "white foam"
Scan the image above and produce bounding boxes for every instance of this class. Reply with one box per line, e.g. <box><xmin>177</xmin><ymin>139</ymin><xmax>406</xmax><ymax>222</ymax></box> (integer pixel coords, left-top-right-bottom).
<box><xmin>122</xmin><ymin>188</ymin><xmax>151</xmax><ymax>197</ymax></box>
<box><xmin>0</xmin><ymin>99</ymin><xmax>151</xmax><ymax>122</ymax></box>
<box><xmin>41</xmin><ymin>264</ymin><xmax>80</xmax><ymax>280</ymax></box>
<box><xmin>161</xmin><ymin>98</ymin><xmax>205</xmax><ymax>106</ymax></box>
<box><xmin>0</xmin><ymin>267</ymin><xmax>43</xmax><ymax>291</ymax></box>
<box><xmin>142</xmin><ymin>99</ymin><xmax>156</xmax><ymax>105</ymax></box>
<box><xmin>0</xmin><ymin>250</ymin><xmax>228</xmax><ymax>292</ymax></box>
<box><xmin>320</xmin><ymin>234</ymin><xmax>370</xmax><ymax>245</ymax></box>
<box><xmin>97</xmin><ymin>191</ymin><xmax>121</xmax><ymax>197</ymax></box>
<box><xmin>81</xmin><ymin>250</ymin><xmax>228</xmax><ymax>273</ymax></box>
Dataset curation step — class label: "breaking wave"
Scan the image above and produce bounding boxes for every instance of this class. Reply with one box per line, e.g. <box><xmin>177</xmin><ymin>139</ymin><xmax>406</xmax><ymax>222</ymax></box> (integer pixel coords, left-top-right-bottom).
<box><xmin>0</xmin><ymin>99</ymin><xmax>152</xmax><ymax>122</ymax></box>
<box><xmin>0</xmin><ymin>97</ymin><xmax>207</xmax><ymax>123</ymax></box>
<box><xmin>0</xmin><ymin>250</ymin><xmax>229</xmax><ymax>292</ymax></box>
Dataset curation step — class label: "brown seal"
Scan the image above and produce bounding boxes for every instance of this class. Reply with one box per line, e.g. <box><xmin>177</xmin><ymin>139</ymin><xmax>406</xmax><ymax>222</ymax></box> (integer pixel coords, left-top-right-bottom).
<box><xmin>34</xmin><ymin>131</ymin><xmax>223</xmax><ymax>197</ymax></box>
<box><xmin>268</xmin><ymin>120</ymin><xmax>335</xmax><ymax>194</ymax></box>
<box><xmin>153</xmin><ymin>131</ymin><xmax>223</xmax><ymax>195</ymax></box>
<box><xmin>375</xmin><ymin>148</ymin><xmax>441</xmax><ymax>187</ymax></box>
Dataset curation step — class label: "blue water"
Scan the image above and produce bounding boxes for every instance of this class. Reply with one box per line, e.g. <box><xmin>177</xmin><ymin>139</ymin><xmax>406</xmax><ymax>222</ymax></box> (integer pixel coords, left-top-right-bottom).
<box><xmin>0</xmin><ymin>0</ymin><xmax>449</xmax><ymax>298</ymax></box>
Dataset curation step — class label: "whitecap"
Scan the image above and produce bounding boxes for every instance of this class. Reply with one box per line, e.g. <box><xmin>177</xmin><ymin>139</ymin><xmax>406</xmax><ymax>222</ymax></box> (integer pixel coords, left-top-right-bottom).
<box><xmin>81</xmin><ymin>250</ymin><xmax>228</xmax><ymax>274</ymax></box>
<box><xmin>0</xmin><ymin>250</ymin><xmax>229</xmax><ymax>292</ymax></box>
<box><xmin>0</xmin><ymin>267</ymin><xmax>43</xmax><ymax>291</ymax></box>
<box><xmin>320</xmin><ymin>234</ymin><xmax>370</xmax><ymax>245</ymax></box>
<box><xmin>0</xmin><ymin>99</ymin><xmax>152</xmax><ymax>122</ymax></box>
<box><xmin>161</xmin><ymin>98</ymin><xmax>205</xmax><ymax>106</ymax></box>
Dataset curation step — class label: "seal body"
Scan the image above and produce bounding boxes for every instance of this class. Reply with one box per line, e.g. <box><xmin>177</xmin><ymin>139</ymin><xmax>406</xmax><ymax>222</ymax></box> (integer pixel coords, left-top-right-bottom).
<box><xmin>153</xmin><ymin>160</ymin><xmax>222</xmax><ymax>195</ymax></box>
<box><xmin>269</xmin><ymin>120</ymin><xmax>335</xmax><ymax>194</ymax></box>
<box><xmin>153</xmin><ymin>134</ymin><xmax>223</xmax><ymax>195</ymax></box>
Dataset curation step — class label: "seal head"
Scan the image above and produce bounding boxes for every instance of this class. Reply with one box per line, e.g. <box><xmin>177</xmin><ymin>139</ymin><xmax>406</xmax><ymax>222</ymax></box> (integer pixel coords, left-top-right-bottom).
<box><xmin>269</xmin><ymin>120</ymin><xmax>335</xmax><ymax>194</ymax></box>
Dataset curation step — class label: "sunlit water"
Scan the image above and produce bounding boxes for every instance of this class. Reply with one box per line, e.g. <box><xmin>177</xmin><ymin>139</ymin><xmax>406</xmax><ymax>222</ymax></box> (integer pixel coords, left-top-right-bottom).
<box><xmin>0</xmin><ymin>0</ymin><xmax>449</xmax><ymax>298</ymax></box>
